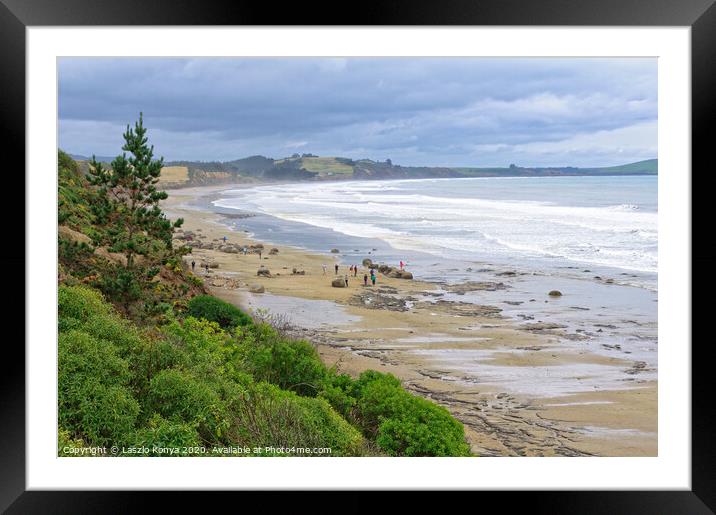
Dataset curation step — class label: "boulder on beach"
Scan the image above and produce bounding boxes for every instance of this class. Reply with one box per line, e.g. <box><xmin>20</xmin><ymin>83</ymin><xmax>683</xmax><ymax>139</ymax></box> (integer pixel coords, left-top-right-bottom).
<box><xmin>548</xmin><ymin>290</ymin><xmax>562</xmax><ymax>297</ymax></box>
<box><xmin>249</xmin><ymin>284</ymin><xmax>265</xmax><ymax>293</ymax></box>
<box><xmin>332</xmin><ymin>278</ymin><xmax>346</xmax><ymax>288</ymax></box>
<box><xmin>292</xmin><ymin>268</ymin><xmax>305</xmax><ymax>275</ymax></box>
<box><xmin>362</xmin><ymin>258</ymin><xmax>373</xmax><ymax>267</ymax></box>
<box><xmin>330</xmin><ymin>248</ymin><xmax>340</xmax><ymax>253</ymax></box>
<box><xmin>269</xmin><ymin>248</ymin><xmax>279</xmax><ymax>255</ymax></box>
<box><xmin>257</xmin><ymin>267</ymin><xmax>272</xmax><ymax>277</ymax></box>
<box><xmin>388</xmin><ymin>269</ymin><xmax>413</xmax><ymax>279</ymax></box>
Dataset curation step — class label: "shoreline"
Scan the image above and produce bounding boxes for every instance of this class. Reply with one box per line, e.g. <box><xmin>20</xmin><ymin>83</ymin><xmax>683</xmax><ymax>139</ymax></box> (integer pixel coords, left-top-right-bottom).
<box><xmin>162</xmin><ymin>184</ymin><xmax>657</xmax><ymax>457</ymax></box>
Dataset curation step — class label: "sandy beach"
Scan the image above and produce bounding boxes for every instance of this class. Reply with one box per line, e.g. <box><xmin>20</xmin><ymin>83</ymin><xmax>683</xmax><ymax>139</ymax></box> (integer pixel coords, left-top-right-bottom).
<box><xmin>163</xmin><ymin>184</ymin><xmax>657</xmax><ymax>457</ymax></box>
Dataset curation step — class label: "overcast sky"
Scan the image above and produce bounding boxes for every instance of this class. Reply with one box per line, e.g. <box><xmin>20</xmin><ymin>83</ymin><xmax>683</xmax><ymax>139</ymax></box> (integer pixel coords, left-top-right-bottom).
<box><xmin>58</xmin><ymin>57</ymin><xmax>657</xmax><ymax>168</ymax></box>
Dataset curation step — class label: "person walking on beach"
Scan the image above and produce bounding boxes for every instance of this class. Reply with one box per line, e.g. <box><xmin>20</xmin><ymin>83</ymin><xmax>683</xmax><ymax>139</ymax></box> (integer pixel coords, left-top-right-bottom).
<box><xmin>205</xmin><ymin>263</ymin><xmax>209</xmax><ymax>274</ymax></box>
<box><xmin>191</xmin><ymin>260</ymin><xmax>195</xmax><ymax>272</ymax></box>
<box><xmin>258</xmin><ymin>250</ymin><xmax>262</xmax><ymax>260</ymax></box>
<box><xmin>322</xmin><ymin>264</ymin><xmax>327</xmax><ymax>275</ymax></box>
<box><xmin>335</xmin><ymin>263</ymin><xmax>339</xmax><ymax>275</ymax></box>
<box><xmin>399</xmin><ymin>260</ymin><xmax>404</xmax><ymax>270</ymax></box>
<box><xmin>363</xmin><ymin>273</ymin><xmax>368</xmax><ymax>286</ymax></box>
<box><xmin>353</xmin><ymin>265</ymin><xmax>358</xmax><ymax>277</ymax></box>
<box><xmin>344</xmin><ymin>274</ymin><xmax>349</xmax><ymax>287</ymax></box>
<box><xmin>370</xmin><ymin>269</ymin><xmax>376</xmax><ymax>286</ymax></box>
<box><xmin>222</xmin><ymin>236</ymin><xmax>228</xmax><ymax>243</ymax></box>
<box><xmin>349</xmin><ymin>265</ymin><xmax>353</xmax><ymax>275</ymax></box>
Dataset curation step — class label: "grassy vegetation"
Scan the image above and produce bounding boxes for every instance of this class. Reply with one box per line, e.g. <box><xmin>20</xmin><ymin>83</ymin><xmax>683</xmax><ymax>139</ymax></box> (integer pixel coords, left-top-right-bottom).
<box><xmin>301</xmin><ymin>157</ymin><xmax>354</xmax><ymax>176</ymax></box>
<box><xmin>58</xmin><ymin>285</ymin><xmax>470</xmax><ymax>456</ymax></box>
<box><xmin>591</xmin><ymin>159</ymin><xmax>657</xmax><ymax>174</ymax></box>
<box><xmin>57</xmin><ymin>128</ymin><xmax>472</xmax><ymax>457</ymax></box>
<box><xmin>186</xmin><ymin>294</ymin><xmax>253</xmax><ymax>329</ymax></box>
<box><xmin>158</xmin><ymin>166</ymin><xmax>190</xmax><ymax>184</ymax></box>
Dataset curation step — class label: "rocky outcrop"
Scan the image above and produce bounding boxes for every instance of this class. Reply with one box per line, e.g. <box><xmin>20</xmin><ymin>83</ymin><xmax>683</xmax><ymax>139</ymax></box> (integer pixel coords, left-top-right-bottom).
<box><xmin>414</xmin><ymin>300</ymin><xmax>502</xmax><ymax>318</ymax></box>
<box><xmin>520</xmin><ymin>322</ymin><xmax>567</xmax><ymax>331</ymax></box>
<box><xmin>330</xmin><ymin>248</ymin><xmax>340</xmax><ymax>253</ymax></box>
<box><xmin>269</xmin><ymin>248</ymin><xmax>279</xmax><ymax>255</ymax></box>
<box><xmin>348</xmin><ymin>292</ymin><xmax>409</xmax><ymax>311</ymax></box>
<box><xmin>445</xmin><ymin>281</ymin><xmax>506</xmax><ymax>294</ymax></box>
<box><xmin>249</xmin><ymin>284</ymin><xmax>265</xmax><ymax>293</ymax></box>
<box><xmin>257</xmin><ymin>267</ymin><xmax>272</xmax><ymax>277</ymax></box>
<box><xmin>548</xmin><ymin>290</ymin><xmax>563</xmax><ymax>297</ymax></box>
<box><xmin>362</xmin><ymin>258</ymin><xmax>373</xmax><ymax>267</ymax></box>
<box><xmin>331</xmin><ymin>278</ymin><xmax>346</xmax><ymax>287</ymax></box>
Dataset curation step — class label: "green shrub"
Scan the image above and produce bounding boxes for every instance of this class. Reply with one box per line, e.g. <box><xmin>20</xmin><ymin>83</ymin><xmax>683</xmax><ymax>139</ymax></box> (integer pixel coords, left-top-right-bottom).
<box><xmin>321</xmin><ymin>370</ymin><xmax>471</xmax><ymax>457</ymax></box>
<box><xmin>59</xmin><ymin>285</ymin><xmax>113</xmax><ymax>327</ymax></box>
<box><xmin>59</xmin><ymin>285</ymin><xmax>145</xmax><ymax>355</ymax></box>
<box><xmin>127</xmin><ymin>414</ymin><xmax>201</xmax><ymax>455</ymax></box>
<box><xmin>186</xmin><ymin>295</ymin><xmax>253</xmax><ymax>329</ymax></box>
<box><xmin>235</xmin><ymin>323</ymin><xmax>328</xmax><ymax>396</ymax></box>
<box><xmin>58</xmin><ymin>427</ymin><xmax>88</xmax><ymax>457</ymax></box>
<box><xmin>147</xmin><ymin>368</ymin><xmax>230</xmax><ymax>442</ymax></box>
<box><xmin>58</xmin><ymin>330</ymin><xmax>140</xmax><ymax>447</ymax></box>
<box><xmin>231</xmin><ymin>382</ymin><xmax>365</xmax><ymax>456</ymax></box>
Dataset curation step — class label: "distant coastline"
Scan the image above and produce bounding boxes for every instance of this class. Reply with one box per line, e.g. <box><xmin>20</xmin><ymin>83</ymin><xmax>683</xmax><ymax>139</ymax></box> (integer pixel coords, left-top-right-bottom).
<box><xmin>68</xmin><ymin>153</ymin><xmax>658</xmax><ymax>189</ymax></box>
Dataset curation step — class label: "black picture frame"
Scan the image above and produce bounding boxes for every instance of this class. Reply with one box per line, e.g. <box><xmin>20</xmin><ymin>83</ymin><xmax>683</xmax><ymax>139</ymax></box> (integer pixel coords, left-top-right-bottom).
<box><xmin>2</xmin><ymin>0</ymin><xmax>713</xmax><ymax>511</ymax></box>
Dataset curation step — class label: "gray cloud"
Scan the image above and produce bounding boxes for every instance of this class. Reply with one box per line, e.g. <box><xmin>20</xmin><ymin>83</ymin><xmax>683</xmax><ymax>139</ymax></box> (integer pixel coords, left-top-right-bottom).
<box><xmin>58</xmin><ymin>57</ymin><xmax>656</xmax><ymax>167</ymax></box>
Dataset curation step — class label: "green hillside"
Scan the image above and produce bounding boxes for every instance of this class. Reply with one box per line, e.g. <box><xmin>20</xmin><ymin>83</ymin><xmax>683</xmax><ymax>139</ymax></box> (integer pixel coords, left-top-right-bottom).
<box><xmin>590</xmin><ymin>159</ymin><xmax>657</xmax><ymax>174</ymax></box>
<box><xmin>157</xmin><ymin>154</ymin><xmax>658</xmax><ymax>185</ymax></box>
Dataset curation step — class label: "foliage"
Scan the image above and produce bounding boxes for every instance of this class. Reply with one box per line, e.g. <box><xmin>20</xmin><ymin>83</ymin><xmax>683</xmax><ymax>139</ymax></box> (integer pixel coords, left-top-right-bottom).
<box><xmin>59</xmin><ymin>143</ymin><xmax>199</xmax><ymax>321</ymax></box>
<box><xmin>58</xmin><ymin>329</ymin><xmax>139</xmax><ymax>447</ymax></box>
<box><xmin>147</xmin><ymin>368</ymin><xmax>231</xmax><ymax>442</ymax></box>
<box><xmin>58</xmin><ymin>149</ymin><xmax>95</xmax><ymax>231</ymax></box>
<box><xmin>87</xmin><ymin>113</ymin><xmax>183</xmax><ymax>269</ymax></box>
<box><xmin>321</xmin><ymin>370</ymin><xmax>472</xmax><ymax>457</ymax></box>
<box><xmin>126</xmin><ymin>414</ymin><xmax>201</xmax><ymax>456</ymax></box>
<box><xmin>234</xmin><ymin>323</ymin><xmax>327</xmax><ymax>396</ymax></box>
<box><xmin>57</xmin><ymin>285</ymin><xmax>373</xmax><ymax>456</ymax></box>
<box><xmin>186</xmin><ymin>294</ymin><xmax>253</xmax><ymax>329</ymax></box>
<box><xmin>230</xmin><ymin>381</ymin><xmax>365</xmax><ymax>456</ymax></box>
<box><xmin>58</xmin><ymin>427</ymin><xmax>89</xmax><ymax>457</ymax></box>
<box><xmin>58</xmin><ymin>266</ymin><xmax>471</xmax><ymax>456</ymax></box>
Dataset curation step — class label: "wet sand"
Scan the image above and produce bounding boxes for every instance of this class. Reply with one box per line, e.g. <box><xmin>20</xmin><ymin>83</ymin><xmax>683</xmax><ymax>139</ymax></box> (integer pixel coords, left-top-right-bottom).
<box><xmin>163</xmin><ymin>184</ymin><xmax>657</xmax><ymax>457</ymax></box>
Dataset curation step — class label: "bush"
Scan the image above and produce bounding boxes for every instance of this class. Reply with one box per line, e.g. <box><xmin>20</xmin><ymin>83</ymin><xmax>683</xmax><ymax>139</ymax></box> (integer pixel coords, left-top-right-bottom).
<box><xmin>127</xmin><ymin>414</ymin><xmax>201</xmax><ymax>455</ymax></box>
<box><xmin>58</xmin><ymin>330</ymin><xmax>140</xmax><ymax>447</ymax></box>
<box><xmin>186</xmin><ymin>295</ymin><xmax>253</xmax><ymax>329</ymax></box>
<box><xmin>147</xmin><ymin>368</ymin><xmax>230</xmax><ymax>442</ymax></box>
<box><xmin>59</xmin><ymin>285</ymin><xmax>145</xmax><ymax>356</ymax></box>
<box><xmin>58</xmin><ymin>428</ymin><xmax>88</xmax><ymax>457</ymax></box>
<box><xmin>324</xmin><ymin>370</ymin><xmax>471</xmax><ymax>457</ymax></box>
<box><xmin>235</xmin><ymin>323</ymin><xmax>328</xmax><ymax>396</ymax></box>
<box><xmin>231</xmin><ymin>382</ymin><xmax>366</xmax><ymax>456</ymax></box>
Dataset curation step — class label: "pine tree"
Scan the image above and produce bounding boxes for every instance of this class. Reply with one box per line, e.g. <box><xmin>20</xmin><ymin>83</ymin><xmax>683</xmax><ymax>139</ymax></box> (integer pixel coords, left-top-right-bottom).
<box><xmin>88</xmin><ymin>113</ymin><xmax>183</xmax><ymax>268</ymax></box>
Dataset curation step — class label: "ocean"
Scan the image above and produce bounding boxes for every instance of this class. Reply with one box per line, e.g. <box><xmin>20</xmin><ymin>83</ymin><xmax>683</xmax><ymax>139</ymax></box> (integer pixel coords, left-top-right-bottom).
<box><xmin>212</xmin><ymin>175</ymin><xmax>657</xmax><ymax>291</ymax></box>
<box><xmin>207</xmin><ymin>174</ymin><xmax>658</xmax><ymax>390</ymax></box>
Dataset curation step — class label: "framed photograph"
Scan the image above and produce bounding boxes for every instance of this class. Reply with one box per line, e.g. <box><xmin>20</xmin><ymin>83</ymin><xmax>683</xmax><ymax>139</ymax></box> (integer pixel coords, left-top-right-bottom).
<box><xmin>2</xmin><ymin>0</ymin><xmax>713</xmax><ymax>510</ymax></box>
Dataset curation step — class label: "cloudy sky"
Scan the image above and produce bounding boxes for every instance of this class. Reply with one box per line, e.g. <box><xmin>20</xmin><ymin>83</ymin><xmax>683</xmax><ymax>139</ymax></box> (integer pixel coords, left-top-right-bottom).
<box><xmin>58</xmin><ymin>57</ymin><xmax>657</xmax><ymax>168</ymax></box>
